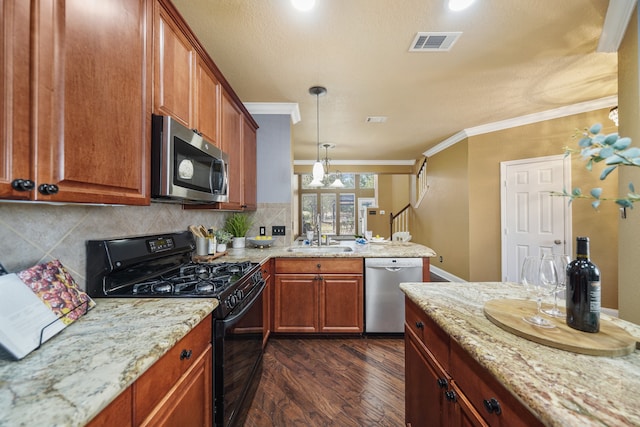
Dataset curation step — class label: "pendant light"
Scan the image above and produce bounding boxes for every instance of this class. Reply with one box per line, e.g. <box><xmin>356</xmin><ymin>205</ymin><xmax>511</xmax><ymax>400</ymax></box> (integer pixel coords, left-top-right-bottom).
<box><xmin>309</xmin><ymin>86</ymin><xmax>327</xmax><ymax>187</ymax></box>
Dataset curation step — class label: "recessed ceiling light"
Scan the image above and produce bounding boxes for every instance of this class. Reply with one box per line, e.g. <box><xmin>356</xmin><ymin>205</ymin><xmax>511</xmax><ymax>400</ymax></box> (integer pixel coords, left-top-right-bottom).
<box><xmin>291</xmin><ymin>0</ymin><xmax>315</xmax><ymax>12</ymax></box>
<box><xmin>448</xmin><ymin>0</ymin><xmax>475</xmax><ymax>11</ymax></box>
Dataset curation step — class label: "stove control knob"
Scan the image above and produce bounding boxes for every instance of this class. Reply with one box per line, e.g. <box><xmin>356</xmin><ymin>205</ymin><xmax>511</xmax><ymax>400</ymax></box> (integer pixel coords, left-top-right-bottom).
<box><xmin>236</xmin><ymin>289</ymin><xmax>244</xmax><ymax>300</ymax></box>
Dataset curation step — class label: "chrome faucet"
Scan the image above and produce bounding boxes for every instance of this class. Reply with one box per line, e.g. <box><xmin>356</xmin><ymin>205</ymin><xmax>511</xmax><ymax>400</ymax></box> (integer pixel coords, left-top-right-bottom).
<box><xmin>315</xmin><ymin>213</ymin><xmax>322</xmax><ymax>246</ymax></box>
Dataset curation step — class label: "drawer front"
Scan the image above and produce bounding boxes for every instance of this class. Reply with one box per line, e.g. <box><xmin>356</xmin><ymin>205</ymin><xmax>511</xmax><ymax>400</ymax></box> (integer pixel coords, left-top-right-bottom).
<box><xmin>133</xmin><ymin>314</ymin><xmax>212</xmax><ymax>425</ymax></box>
<box><xmin>450</xmin><ymin>340</ymin><xmax>542</xmax><ymax>427</ymax></box>
<box><xmin>275</xmin><ymin>257</ymin><xmax>363</xmax><ymax>274</ymax></box>
<box><xmin>405</xmin><ymin>297</ymin><xmax>450</xmax><ymax>371</ymax></box>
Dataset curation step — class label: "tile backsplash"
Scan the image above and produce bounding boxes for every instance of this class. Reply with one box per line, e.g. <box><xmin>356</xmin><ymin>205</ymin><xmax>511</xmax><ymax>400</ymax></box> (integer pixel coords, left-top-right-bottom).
<box><xmin>0</xmin><ymin>202</ymin><xmax>291</xmax><ymax>289</ymax></box>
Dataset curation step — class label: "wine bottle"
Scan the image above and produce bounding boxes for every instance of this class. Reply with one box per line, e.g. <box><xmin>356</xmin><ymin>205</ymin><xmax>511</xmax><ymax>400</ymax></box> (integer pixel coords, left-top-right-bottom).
<box><xmin>566</xmin><ymin>237</ymin><xmax>601</xmax><ymax>333</ymax></box>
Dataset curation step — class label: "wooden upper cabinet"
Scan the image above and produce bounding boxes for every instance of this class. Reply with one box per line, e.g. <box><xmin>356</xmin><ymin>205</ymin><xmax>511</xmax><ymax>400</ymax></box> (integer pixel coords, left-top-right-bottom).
<box><xmin>1</xmin><ymin>0</ymin><xmax>151</xmax><ymax>205</ymax></box>
<box><xmin>0</xmin><ymin>0</ymin><xmax>31</xmax><ymax>200</ymax></box>
<box><xmin>195</xmin><ymin>56</ymin><xmax>220</xmax><ymax>146</ymax></box>
<box><xmin>153</xmin><ymin>0</ymin><xmax>194</xmax><ymax>127</ymax></box>
<box><xmin>151</xmin><ymin>0</ymin><xmax>258</xmax><ymax>211</ymax></box>
<box><xmin>242</xmin><ymin>117</ymin><xmax>257</xmax><ymax>210</ymax></box>
<box><xmin>218</xmin><ymin>89</ymin><xmax>243</xmax><ymax>210</ymax></box>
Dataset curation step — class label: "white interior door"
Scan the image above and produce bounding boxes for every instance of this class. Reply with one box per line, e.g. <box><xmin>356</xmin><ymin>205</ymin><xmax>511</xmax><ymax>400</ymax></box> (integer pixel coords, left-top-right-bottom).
<box><xmin>500</xmin><ymin>155</ymin><xmax>572</xmax><ymax>282</ymax></box>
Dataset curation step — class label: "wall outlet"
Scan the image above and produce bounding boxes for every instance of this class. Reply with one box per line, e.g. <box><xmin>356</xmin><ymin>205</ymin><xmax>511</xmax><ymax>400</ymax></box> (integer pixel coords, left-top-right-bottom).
<box><xmin>272</xmin><ymin>225</ymin><xmax>286</xmax><ymax>236</ymax></box>
<box><xmin>259</xmin><ymin>226</ymin><xmax>266</xmax><ymax>236</ymax></box>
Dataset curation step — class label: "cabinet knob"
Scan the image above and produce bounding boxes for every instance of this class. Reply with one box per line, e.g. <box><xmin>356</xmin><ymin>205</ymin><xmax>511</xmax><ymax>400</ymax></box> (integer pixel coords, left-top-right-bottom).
<box><xmin>444</xmin><ymin>390</ymin><xmax>457</xmax><ymax>402</ymax></box>
<box><xmin>483</xmin><ymin>398</ymin><xmax>502</xmax><ymax>415</ymax></box>
<box><xmin>38</xmin><ymin>183</ymin><xmax>59</xmax><ymax>195</ymax></box>
<box><xmin>436</xmin><ymin>378</ymin><xmax>448</xmax><ymax>389</ymax></box>
<box><xmin>180</xmin><ymin>349</ymin><xmax>193</xmax><ymax>360</ymax></box>
<box><xmin>316</xmin><ymin>263</ymin><xmax>321</xmax><ymax>269</ymax></box>
<box><xmin>11</xmin><ymin>179</ymin><xmax>35</xmax><ymax>192</ymax></box>
<box><xmin>415</xmin><ymin>321</ymin><xmax>424</xmax><ymax>330</ymax></box>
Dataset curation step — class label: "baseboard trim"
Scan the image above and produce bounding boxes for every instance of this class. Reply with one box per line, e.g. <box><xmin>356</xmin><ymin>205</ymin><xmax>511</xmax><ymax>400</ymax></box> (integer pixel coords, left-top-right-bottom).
<box><xmin>430</xmin><ymin>266</ymin><xmax>466</xmax><ymax>283</ymax></box>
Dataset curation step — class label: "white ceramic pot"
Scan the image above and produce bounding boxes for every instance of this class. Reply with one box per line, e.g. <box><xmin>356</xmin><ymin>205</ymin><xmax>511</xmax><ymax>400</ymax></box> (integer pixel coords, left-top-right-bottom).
<box><xmin>216</xmin><ymin>243</ymin><xmax>227</xmax><ymax>252</ymax></box>
<box><xmin>232</xmin><ymin>237</ymin><xmax>246</xmax><ymax>249</ymax></box>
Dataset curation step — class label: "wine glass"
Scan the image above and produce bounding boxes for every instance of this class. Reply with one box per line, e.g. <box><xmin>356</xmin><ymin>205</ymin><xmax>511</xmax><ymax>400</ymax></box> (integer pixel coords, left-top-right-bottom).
<box><xmin>542</xmin><ymin>254</ymin><xmax>570</xmax><ymax>318</ymax></box>
<box><xmin>520</xmin><ymin>255</ymin><xmax>556</xmax><ymax>328</ymax></box>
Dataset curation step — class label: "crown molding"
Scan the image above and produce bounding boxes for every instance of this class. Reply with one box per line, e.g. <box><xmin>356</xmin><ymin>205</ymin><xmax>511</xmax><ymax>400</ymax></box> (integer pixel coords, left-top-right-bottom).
<box><xmin>294</xmin><ymin>159</ymin><xmax>416</xmax><ymax>166</ymax></box>
<box><xmin>423</xmin><ymin>95</ymin><xmax>618</xmax><ymax>157</ymax></box>
<box><xmin>243</xmin><ymin>102</ymin><xmax>301</xmax><ymax>124</ymax></box>
<box><xmin>597</xmin><ymin>0</ymin><xmax>637</xmax><ymax>52</ymax></box>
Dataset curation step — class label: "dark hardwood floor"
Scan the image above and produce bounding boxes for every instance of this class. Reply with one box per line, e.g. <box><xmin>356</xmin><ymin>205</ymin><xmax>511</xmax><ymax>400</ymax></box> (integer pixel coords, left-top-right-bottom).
<box><xmin>245</xmin><ymin>336</ymin><xmax>405</xmax><ymax>426</ymax></box>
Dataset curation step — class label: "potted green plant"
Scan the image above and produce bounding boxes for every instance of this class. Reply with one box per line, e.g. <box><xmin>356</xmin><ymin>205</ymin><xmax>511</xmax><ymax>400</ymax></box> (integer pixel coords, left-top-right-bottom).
<box><xmin>213</xmin><ymin>229</ymin><xmax>233</xmax><ymax>252</ymax></box>
<box><xmin>224</xmin><ymin>213</ymin><xmax>253</xmax><ymax>248</ymax></box>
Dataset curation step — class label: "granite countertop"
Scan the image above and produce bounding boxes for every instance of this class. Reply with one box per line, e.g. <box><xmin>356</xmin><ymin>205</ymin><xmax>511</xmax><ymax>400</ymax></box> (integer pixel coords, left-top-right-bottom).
<box><xmin>0</xmin><ymin>298</ymin><xmax>217</xmax><ymax>427</ymax></box>
<box><xmin>213</xmin><ymin>241</ymin><xmax>437</xmax><ymax>264</ymax></box>
<box><xmin>400</xmin><ymin>282</ymin><xmax>640</xmax><ymax>427</ymax></box>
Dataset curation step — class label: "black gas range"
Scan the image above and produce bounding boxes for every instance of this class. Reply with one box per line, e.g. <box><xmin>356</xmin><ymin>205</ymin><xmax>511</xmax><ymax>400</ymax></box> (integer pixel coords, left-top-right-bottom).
<box><xmin>85</xmin><ymin>231</ymin><xmax>262</xmax><ymax>318</ymax></box>
<box><xmin>86</xmin><ymin>231</ymin><xmax>265</xmax><ymax>427</ymax></box>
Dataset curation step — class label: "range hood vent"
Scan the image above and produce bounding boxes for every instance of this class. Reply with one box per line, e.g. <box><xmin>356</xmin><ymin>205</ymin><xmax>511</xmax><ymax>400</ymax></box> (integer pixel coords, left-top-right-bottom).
<box><xmin>409</xmin><ymin>32</ymin><xmax>462</xmax><ymax>52</ymax></box>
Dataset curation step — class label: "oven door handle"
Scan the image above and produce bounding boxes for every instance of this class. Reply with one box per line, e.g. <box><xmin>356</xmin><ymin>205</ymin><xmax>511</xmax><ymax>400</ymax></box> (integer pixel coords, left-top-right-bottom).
<box><xmin>220</xmin><ymin>279</ymin><xmax>266</xmax><ymax>327</ymax></box>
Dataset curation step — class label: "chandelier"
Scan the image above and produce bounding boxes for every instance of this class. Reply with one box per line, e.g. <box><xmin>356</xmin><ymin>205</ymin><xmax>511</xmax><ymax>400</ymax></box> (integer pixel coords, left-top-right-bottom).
<box><xmin>319</xmin><ymin>143</ymin><xmax>345</xmax><ymax>188</ymax></box>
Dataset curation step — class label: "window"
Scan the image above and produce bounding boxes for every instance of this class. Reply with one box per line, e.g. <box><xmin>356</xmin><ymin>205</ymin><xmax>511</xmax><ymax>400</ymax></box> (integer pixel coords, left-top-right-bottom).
<box><xmin>299</xmin><ymin>173</ymin><xmax>376</xmax><ymax>236</ymax></box>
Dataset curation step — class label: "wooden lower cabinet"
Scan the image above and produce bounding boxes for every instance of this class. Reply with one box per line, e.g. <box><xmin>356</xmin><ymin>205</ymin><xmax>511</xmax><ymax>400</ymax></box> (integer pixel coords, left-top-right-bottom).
<box><xmin>404</xmin><ymin>298</ymin><xmax>542</xmax><ymax>427</ymax></box>
<box><xmin>261</xmin><ymin>259</ymin><xmax>273</xmax><ymax>348</ymax></box>
<box><xmin>273</xmin><ymin>258</ymin><xmax>363</xmax><ymax>334</ymax></box>
<box><xmin>87</xmin><ymin>314</ymin><xmax>212</xmax><ymax>427</ymax></box>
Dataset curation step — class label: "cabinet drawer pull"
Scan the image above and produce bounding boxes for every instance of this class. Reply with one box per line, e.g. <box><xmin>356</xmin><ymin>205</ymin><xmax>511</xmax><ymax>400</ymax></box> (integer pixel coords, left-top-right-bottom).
<box><xmin>483</xmin><ymin>397</ymin><xmax>502</xmax><ymax>415</ymax></box>
<box><xmin>180</xmin><ymin>349</ymin><xmax>193</xmax><ymax>360</ymax></box>
<box><xmin>11</xmin><ymin>179</ymin><xmax>35</xmax><ymax>192</ymax></box>
<box><xmin>38</xmin><ymin>183</ymin><xmax>59</xmax><ymax>195</ymax></box>
<box><xmin>444</xmin><ymin>390</ymin><xmax>457</xmax><ymax>402</ymax></box>
<box><xmin>415</xmin><ymin>321</ymin><xmax>424</xmax><ymax>330</ymax></box>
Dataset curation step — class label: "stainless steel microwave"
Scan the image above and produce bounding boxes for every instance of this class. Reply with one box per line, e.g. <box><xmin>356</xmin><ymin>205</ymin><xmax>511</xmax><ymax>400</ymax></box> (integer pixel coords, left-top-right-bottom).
<box><xmin>151</xmin><ymin>115</ymin><xmax>229</xmax><ymax>204</ymax></box>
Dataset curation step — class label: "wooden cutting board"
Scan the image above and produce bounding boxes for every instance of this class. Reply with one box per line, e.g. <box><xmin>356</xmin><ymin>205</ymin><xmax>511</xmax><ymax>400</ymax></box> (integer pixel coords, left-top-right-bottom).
<box><xmin>483</xmin><ymin>299</ymin><xmax>638</xmax><ymax>357</ymax></box>
<box><xmin>192</xmin><ymin>251</ymin><xmax>227</xmax><ymax>263</ymax></box>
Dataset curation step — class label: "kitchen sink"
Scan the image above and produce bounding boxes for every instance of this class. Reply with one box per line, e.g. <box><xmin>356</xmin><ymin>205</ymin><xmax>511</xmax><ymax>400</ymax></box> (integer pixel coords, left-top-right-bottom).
<box><xmin>287</xmin><ymin>245</ymin><xmax>354</xmax><ymax>253</ymax></box>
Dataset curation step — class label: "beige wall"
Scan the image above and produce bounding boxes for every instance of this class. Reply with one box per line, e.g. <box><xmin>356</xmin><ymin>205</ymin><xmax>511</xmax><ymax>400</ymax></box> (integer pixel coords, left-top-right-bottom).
<box><xmin>415</xmin><ymin>110</ymin><xmax>620</xmax><ymax>308</ymax></box>
<box><xmin>413</xmin><ymin>141</ymin><xmax>470</xmax><ymax>279</ymax></box>
<box><xmin>618</xmin><ymin>8</ymin><xmax>640</xmax><ymax>323</ymax></box>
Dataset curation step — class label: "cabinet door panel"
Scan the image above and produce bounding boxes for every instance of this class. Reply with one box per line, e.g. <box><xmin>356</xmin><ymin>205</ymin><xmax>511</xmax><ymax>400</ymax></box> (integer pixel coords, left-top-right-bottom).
<box><xmin>139</xmin><ymin>346</ymin><xmax>212</xmax><ymax>427</ymax></box>
<box><xmin>34</xmin><ymin>0</ymin><xmax>149</xmax><ymax>204</ymax></box>
<box><xmin>218</xmin><ymin>90</ymin><xmax>243</xmax><ymax>210</ymax></box>
<box><xmin>273</xmin><ymin>275</ymin><xmax>318</xmax><ymax>332</ymax></box>
<box><xmin>0</xmin><ymin>0</ymin><xmax>31</xmax><ymax>199</ymax></box>
<box><xmin>154</xmin><ymin>2</ymin><xmax>194</xmax><ymax>126</ymax></box>
<box><xmin>405</xmin><ymin>328</ymin><xmax>446</xmax><ymax>426</ymax></box>
<box><xmin>241</xmin><ymin>117</ymin><xmax>257</xmax><ymax>210</ymax></box>
<box><xmin>195</xmin><ymin>57</ymin><xmax>220</xmax><ymax>146</ymax></box>
<box><xmin>320</xmin><ymin>275</ymin><xmax>363</xmax><ymax>333</ymax></box>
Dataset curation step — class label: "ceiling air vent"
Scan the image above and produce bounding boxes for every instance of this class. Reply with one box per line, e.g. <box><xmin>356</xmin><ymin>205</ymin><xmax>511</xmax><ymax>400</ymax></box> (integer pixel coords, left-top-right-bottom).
<box><xmin>409</xmin><ymin>32</ymin><xmax>462</xmax><ymax>52</ymax></box>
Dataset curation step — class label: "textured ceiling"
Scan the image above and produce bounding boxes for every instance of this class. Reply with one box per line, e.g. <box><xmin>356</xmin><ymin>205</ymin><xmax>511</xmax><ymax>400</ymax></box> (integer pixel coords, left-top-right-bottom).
<box><xmin>171</xmin><ymin>0</ymin><xmax>618</xmax><ymax>163</ymax></box>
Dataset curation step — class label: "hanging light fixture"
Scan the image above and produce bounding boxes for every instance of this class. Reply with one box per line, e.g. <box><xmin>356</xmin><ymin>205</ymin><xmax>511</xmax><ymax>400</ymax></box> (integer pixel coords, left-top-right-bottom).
<box><xmin>330</xmin><ymin>171</ymin><xmax>345</xmax><ymax>188</ymax></box>
<box><xmin>309</xmin><ymin>86</ymin><xmax>327</xmax><ymax>187</ymax></box>
<box><xmin>609</xmin><ymin>106</ymin><xmax>619</xmax><ymax>126</ymax></box>
<box><xmin>317</xmin><ymin>143</ymin><xmax>345</xmax><ymax>188</ymax></box>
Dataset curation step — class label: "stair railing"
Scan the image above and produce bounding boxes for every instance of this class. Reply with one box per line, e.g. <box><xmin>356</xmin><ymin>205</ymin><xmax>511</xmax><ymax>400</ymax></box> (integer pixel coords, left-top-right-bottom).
<box><xmin>390</xmin><ymin>203</ymin><xmax>411</xmax><ymax>239</ymax></box>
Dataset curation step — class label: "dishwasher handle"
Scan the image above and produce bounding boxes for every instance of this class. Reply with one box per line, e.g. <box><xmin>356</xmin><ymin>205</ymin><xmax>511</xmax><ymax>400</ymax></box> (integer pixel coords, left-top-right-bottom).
<box><xmin>384</xmin><ymin>267</ymin><xmax>402</xmax><ymax>272</ymax></box>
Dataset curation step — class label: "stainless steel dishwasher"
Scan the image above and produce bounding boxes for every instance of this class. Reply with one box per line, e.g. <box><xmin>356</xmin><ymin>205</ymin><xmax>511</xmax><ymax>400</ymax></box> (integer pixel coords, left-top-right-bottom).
<box><xmin>365</xmin><ymin>258</ymin><xmax>423</xmax><ymax>333</ymax></box>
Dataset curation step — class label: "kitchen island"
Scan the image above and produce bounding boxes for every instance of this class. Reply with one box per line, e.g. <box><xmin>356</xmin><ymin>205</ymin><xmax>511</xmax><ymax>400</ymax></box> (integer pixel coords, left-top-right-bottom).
<box><xmin>0</xmin><ymin>298</ymin><xmax>216</xmax><ymax>427</ymax></box>
<box><xmin>401</xmin><ymin>282</ymin><xmax>640</xmax><ymax>426</ymax></box>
